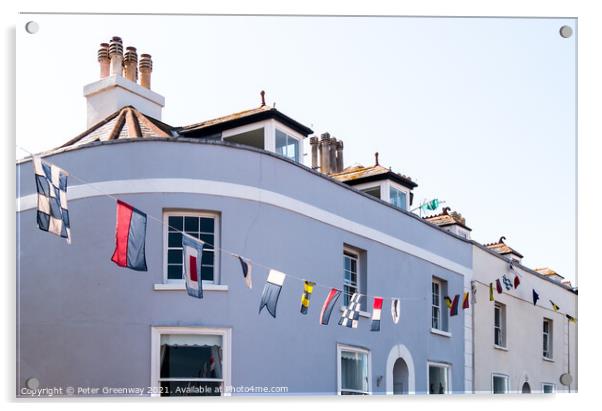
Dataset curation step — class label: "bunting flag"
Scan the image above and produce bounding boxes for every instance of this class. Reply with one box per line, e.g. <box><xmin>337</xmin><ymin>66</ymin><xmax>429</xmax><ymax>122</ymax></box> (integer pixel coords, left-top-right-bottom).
<box><xmin>489</xmin><ymin>283</ymin><xmax>494</xmax><ymax>301</ymax></box>
<box><xmin>320</xmin><ymin>288</ymin><xmax>341</xmax><ymax>325</ymax></box>
<box><xmin>462</xmin><ymin>292</ymin><xmax>470</xmax><ymax>309</ymax></box>
<box><xmin>550</xmin><ymin>300</ymin><xmax>560</xmax><ymax>312</ymax></box>
<box><xmin>566</xmin><ymin>314</ymin><xmax>577</xmax><ymax>323</ymax></box>
<box><xmin>444</xmin><ymin>296</ymin><xmax>453</xmax><ymax>309</ymax></box>
<box><xmin>300</xmin><ymin>281</ymin><xmax>316</xmax><ymax>315</ymax></box>
<box><xmin>450</xmin><ymin>294</ymin><xmax>460</xmax><ymax>316</ymax></box>
<box><xmin>495</xmin><ymin>279</ymin><xmax>503</xmax><ymax>294</ymax></box>
<box><xmin>339</xmin><ymin>293</ymin><xmax>361</xmax><ymax>328</ymax></box>
<box><xmin>532</xmin><ymin>289</ymin><xmax>540</xmax><ymax>305</ymax></box>
<box><xmin>420</xmin><ymin>198</ymin><xmax>441</xmax><ymax>211</ymax></box>
<box><xmin>370</xmin><ymin>297</ymin><xmax>383</xmax><ymax>332</ymax></box>
<box><xmin>502</xmin><ymin>275</ymin><xmax>513</xmax><ymax>291</ymax></box>
<box><xmin>182</xmin><ymin>234</ymin><xmax>204</xmax><ymax>299</ymax></box>
<box><xmin>33</xmin><ymin>157</ymin><xmax>71</xmax><ymax>243</ymax></box>
<box><xmin>238</xmin><ymin>256</ymin><xmax>253</xmax><ymax>289</ymax></box>
<box><xmin>471</xmin><ymin>282</ymin><xmax>477</xmax><ymax>304</ymax></box>
<box><xmin>111</xmin><ymin>200</ymin><xmax>148</xmax><ymax>271</ymax></box>
<box><xmin>259</xmin><ymin>270</ymin><xmax>286</xmax><ymax>318</ymax></box>
<box><xmin>513</xmin><ymin>273</ymin><xmax>521</xmax><ymax>289</ymax></box>
<box><xmin>391</xmin><ymin>298</ymin><xmax>401</xmax><ymax>324</ymax></box>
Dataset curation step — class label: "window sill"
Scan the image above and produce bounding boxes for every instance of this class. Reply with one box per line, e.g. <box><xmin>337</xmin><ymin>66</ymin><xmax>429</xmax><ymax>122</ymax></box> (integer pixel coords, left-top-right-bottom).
<box><xmin>153</xmin><ymin>283</ymin><xmax>229</xmax><ymax>291</ymax></box>
<box><xmin>493</xmin><ymin>344</ymin><xmax>508</xmax><ymax>352</ymax></box>
<box><xmin>430</xmin><ymin>328</ymin><xmax>451</xmax><ymax>338</ymax></box>
<box><xmin>542</xmin><ymin>356</ymin><xmax>555</xmax><ymax>363</ymax></box>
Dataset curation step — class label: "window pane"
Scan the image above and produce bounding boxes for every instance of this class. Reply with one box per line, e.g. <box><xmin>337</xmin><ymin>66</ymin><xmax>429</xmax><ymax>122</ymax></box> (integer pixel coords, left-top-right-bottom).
<box><xmin>201</xmin><ymin>265</ymin><xmax>214</xmax><ymax>282</ymax></box>
<box><xmin>199</xmin><ymin>217</ymin><xmax>214</xmax><ymax>233</ymax></box>
<box><xmin>201</xmin><ymin>250</ymin><xmax>214</xmax><ymax>266</ymax></box>
<box><xmin>289</xmin><ymin>139</ymin><xmax>299</xmax><ymax>162</ymax></box>
<box><xmin>275</xmin><ymin>129</ymin><xmax>287</xmax><ymax>156</ymax></box>
<box><xmin>493</xmin><ymin>376</ymin><xmax>507</xmax><ymax>394</ymax></box>
<box><xmin>168</xmin><ymin>232</ymin><xmax>182</xmax><ymax>248</ymax></box>
<box><xmin>341</xmin><ymin>350</ymin><xmax>368</xmax><ymax>393</ymax></box>
<box><xmin>389</xmin><ymin>187</ymin><xmax>407</xmax><ymax>209</ymax></box>
<box><xmin>199</xmin><ymin>233</ymin><xmax>215</xmax><ymax>246</ymax></box>
<box><xmin>168</xmin><ymin>249</ymin><xmax>182</xmax><ymax>265</ymax></box>
<box><xmin>361</xmin><ymin>186</ymin><xmax>381</xmax><ymax>199</ymax></box>
<box><xmin>184</xmin><ymin>216</ymin><xmax>199</xmax><ymax>233</ymax></box>
<box><xmin>160</xmin><ymin>334</ymin><xmax>223</xmax><ymax>379</ymax></box>
<box><xmin>167</xmin><ymin>264</ymin><xmax>183</xmax><ymax>280</ymax></box>
<box><xmin>429</xmin><ymin>366</ymin><xmax>447</xmax><ymax>394</ymax></box>
<box><xmin>168</xmin><ymin>216</ymin><xmax>183</xmax><ymax>232</ymax></box>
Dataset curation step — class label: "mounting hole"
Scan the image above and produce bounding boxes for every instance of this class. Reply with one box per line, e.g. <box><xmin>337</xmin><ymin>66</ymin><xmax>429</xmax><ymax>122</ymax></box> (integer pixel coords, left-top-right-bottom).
<box><xmin>25</xmin><ymin>377</ymin><xmax>39</xmax><ymax>390</ymax></box>
<box><xmin>25</xmin><ymin>21</ymin><xmax>39</xmax><ymax>34</ymax></box>
<box><xmin>559</xmin><ymin>25</ymin><xmax>573</xmax><ymax>38</ymax></box>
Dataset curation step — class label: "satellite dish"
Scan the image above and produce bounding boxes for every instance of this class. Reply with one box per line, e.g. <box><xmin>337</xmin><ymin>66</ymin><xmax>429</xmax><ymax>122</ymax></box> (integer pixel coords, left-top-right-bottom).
<box><xmin>560</xmin><ymin>373</ymin><xmax>573</xmax><ymax>386</ymax></box>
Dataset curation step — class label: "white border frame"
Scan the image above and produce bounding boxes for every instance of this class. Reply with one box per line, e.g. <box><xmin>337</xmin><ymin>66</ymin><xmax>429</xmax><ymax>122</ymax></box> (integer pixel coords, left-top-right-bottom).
<box><xmin>150</xmin><ymin>326</ymin><xmax>232</xmax><ymax>397</ymax></box>
<box><xmin>426</xmin><ymin>361</ymin><xmax>452</xmax><ymax>394</ymax></box>
<box><xmin>162</xmin><ymin>210</ymin><xmax>221</xmax><ymax>285</ymax></box>
<box><xmin>336</xmin><ymin>343</ymin><xmax>372</xmax><ymax>395</ymax></box>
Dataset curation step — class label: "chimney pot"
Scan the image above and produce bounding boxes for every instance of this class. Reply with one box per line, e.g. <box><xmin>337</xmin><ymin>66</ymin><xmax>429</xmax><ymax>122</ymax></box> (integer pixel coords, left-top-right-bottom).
<box><xmin>336</xmin><ymin>140</ymin><xmax>344</xmax><ymax>172</ymax></box>
<box><xmin>97</xmin><ymin>43</ymin><xmax>110</xmax><ymax>79</ymax></box>
<box><xmin>108</xmin><ymin>36</ymin><xmax>124</xmax><ymax>77</ymax></box>
<box><xmin>123</xmin><ymin>46</ymin><xmax>138</xmax><ymax>82</ymax></box>
<box><xmin>139</xmin><ymin>53</ymin><xmax>153</xmax><ymax>89</ymax></box>
<box><xmin>329</xmin><ymin>137</ymin><xmax>338</xmax><ymax>173</ymax></box>
<box><xmin>319</xmin><ymin>133</ymin><xmax>331</xmax><ymax>174</ymax></box>
<box><xmin>309</xmin><ymin>136</ymin><xmax>319</xmax><ymax>170</ymax></box>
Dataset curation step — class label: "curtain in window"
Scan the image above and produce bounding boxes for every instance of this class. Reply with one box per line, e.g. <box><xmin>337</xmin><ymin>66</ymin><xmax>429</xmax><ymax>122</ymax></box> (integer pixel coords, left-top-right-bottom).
<box><xmin>341</xmin><ymin>351</ymin><xmax>368</xmax><ymax>393</ymax></box>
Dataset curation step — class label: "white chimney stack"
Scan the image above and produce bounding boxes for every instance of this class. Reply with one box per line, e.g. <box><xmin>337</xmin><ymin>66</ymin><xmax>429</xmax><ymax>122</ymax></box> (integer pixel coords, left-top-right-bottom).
<box><xmin>84</xmin><ymin>36</ymin><xmax>165</xmax><ymax>128</ymax></box>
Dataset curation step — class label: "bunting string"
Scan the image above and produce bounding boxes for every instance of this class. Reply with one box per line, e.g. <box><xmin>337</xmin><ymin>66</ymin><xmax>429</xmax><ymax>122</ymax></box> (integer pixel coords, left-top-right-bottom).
<box><xmin>16</xmin><ymin>146</ymin><xmax>426</xmax><ymax>304</ymax></box>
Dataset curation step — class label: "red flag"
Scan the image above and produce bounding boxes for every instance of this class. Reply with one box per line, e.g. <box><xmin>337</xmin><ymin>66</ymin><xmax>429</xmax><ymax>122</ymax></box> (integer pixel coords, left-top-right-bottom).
<box><xmin>462</xmin><ymin>292</ymin><xmax>470</xmax><ymax>309</ymax></box>
<box><xmin>450</xmin><ymin>295</ymin><xmax>460</xmax><ymax>316</ymax></box>
<box><xmin>513</xmin><ymin>274</ymin><xmax>520</xmax><ymax>289</ymax></box>
<box><xmin>495</xmin><ymin>279</ymin><xmax>503</xmax><ymax>294</ymax></box>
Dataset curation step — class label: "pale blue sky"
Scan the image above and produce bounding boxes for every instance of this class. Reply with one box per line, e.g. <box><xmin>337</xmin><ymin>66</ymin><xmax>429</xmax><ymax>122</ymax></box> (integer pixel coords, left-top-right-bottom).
<box><xmin>17</xmin><ymin>14</ymin><xmax>576</xmax><ymax>282</ymax></box>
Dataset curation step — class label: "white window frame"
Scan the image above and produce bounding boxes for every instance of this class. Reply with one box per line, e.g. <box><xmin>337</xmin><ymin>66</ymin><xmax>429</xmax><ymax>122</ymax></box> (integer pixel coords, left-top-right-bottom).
<box><xmin>275</xmin><ymin>127</ymin><xmax>302</xmax><ymax>162</ymax></box>
<box><xmin>343</xmin><ymin>246</ymin><xmax>360</xmax><ymax>307</ymax></box>
<box><xmin>150</xmin><ymin>326</ymin><xmax>232</xmax><ymax>397</ymax></box>
<box><xmin>431</xmin><ymin>279</ymin><xmax>442</xmax><ymax>331</ymax></box>
<box><xmin>494</xmin><ymin>302</ymin><xmax>507</xmax><ymax>348</ymax></box>
<box><xmin>541</xmin><ymin>383</ymin><xmax>556</xmax><ymax>394</ymax></box>
<box><xmin>543</xmin><ymin>318</ymin><xmax>553</xmax><ymax>359</ymax></box>
<box><xmin>337</xmin><ymin>343</ymin><xmax>372</xmax><ymax>395</ymax></box>
<box><xmin>427</xmin><ymin>361</ymin><xmax>451</xmax><ymax>394</ymax></box>
<box><xmin>163</xmin><ymin>210</ymin><xmax>220</xmax><ymax>285</ymax></box>
<box><xmin>492</xmin><ymin>373</ymin><xmax>510</xmax><ymax>394</ymax></box>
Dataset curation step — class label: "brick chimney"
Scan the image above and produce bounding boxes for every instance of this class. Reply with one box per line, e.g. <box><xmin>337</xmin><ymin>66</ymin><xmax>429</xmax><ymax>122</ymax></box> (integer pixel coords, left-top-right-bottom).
<box><xmin>84</xmin><ymin>36</ymin><xmax>165</xmax><ymax>127</ymax></box>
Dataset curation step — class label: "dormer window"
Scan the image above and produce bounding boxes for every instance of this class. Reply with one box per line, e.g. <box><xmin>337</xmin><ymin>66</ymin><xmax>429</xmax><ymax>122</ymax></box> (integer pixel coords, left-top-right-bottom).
<box><xmin>275</xmin><ymin>129</ymin><xmax>300</xmax><ymax>162</ymax></box>
<box><xmin>389</xmin><ymin>186</ymin><xmax>408</xmax><ymax>210</ymax></box>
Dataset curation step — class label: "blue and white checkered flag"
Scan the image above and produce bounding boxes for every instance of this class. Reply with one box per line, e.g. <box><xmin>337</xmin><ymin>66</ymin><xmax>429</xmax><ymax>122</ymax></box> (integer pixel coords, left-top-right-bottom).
<box><xmin>33</xmin><ymin>157</ymin><xmax>71</xmax><ymax>243</ymax></box>
<box><xmin>339</xmin><ymin>292</ymin><xmax>361</xmax><ymax>328</ymax></box>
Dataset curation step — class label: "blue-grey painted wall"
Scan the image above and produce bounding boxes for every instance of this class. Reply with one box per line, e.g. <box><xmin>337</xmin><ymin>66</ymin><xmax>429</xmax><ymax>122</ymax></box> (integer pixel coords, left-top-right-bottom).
<box><xmin>16</xmin><ymin>140</ymin><xmax>471</xmax><ymax>396</ymax></box>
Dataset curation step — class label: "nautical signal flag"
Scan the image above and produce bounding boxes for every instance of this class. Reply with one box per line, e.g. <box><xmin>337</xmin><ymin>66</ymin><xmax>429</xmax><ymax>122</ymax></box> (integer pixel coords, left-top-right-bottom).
<box><xmin>462</xmin><ymin>292</ymin><xmax>470</xmax><ymax>309</ymax></box>
<box><xmin>496</xmin><ymin>279</ymin><xmax>503</xmax><ymax>294</ymax></box>
<box><xmin>566</xmin><ymin>314</ymin><xmax>577</xmax><ymax>323</ymax></box>
<box><xmin>532</xmin><ymin>290</ymin><xmax>540</xmax><ymax>305</ymax></box>
<box><xmin>370</xmin><ymin>297</ymin><xmax>383</xmax><ymax>332</ymax></box>
<box><xmin>259</xmin><ymin>270</ymin><xmax>286</xmax><ymax>318</ymax></box>
<box><xmin>182</xmin><ymin>234</ymin><xmax>204</xmax><ymax>299</ymax></box>
<box><xmin>300</xmin><ymin>281</ymin><xmax>316</xmax><ymax>315</ymax></box>
<box><xmin>33</xmin><ymin>157</ymin><xmax>71</xmax><ymax>243</ymax></box>
<box><xmin>339</xmin><ymin>293</ymin><xmax>361</xmax><ymax>328</ymax></box>
<box><xmin>111</xmin><ymin>200</ymin><xmax>147</xmax><ymax>271</ymax></box>
<box><xmin>444</xmin><ymin>296</ymin><xmax>453</xmax><ymax>309</ymax></box>
<box><xmin>502</xmin><ymin>275</ymin><xmax>513</xmax><ymax>291</ymax></box>
<box><xmin>391</xmin><ymin>298</ymin><xmax>401</xmax><ymax>324</ymax></box>
<box><xmin>513</xmin><ymin>273</ymin><xmax>521</xmax><ymax>289</ymax></box>
<box><xmin>550</xmin><ymin>300</ymin><xmax>560</xmax><ymax>312</ymax></box>
<box><xmin>471</xmin><ymin>282</ymin><xmax>477</xmax><ymax>304</ymax></box>
<box><xmin>489</xmin><ymin>283</ymin><xmax>494</xmax><ymax>301</ymax></box>
<box><xmin>238</xmin><ymin>256</ymin><xmax>253</xmax><ymax>289</ymax></box>
<box><xmin>450</xmin><ymin>295</ymin><xmax>460</xmax><ymax>316</ymax></box>
<box><xmin>320</xmin><ymin>288</ymin><xmax>341</xmax><ymax>325</ymax></box>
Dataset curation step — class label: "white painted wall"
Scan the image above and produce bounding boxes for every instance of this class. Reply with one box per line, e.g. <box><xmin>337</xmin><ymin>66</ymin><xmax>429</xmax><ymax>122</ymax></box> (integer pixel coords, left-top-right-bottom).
<box><xmin>472</xmin><ymin>245</ymin><xmax>577</xmax><ymax>393</ymax></box>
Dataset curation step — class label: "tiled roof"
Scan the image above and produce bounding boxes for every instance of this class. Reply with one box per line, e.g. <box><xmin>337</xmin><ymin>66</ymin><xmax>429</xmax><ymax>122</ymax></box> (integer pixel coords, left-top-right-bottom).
<box><xmin>484</xmin><ymin>237</ymin><xmax>524</xmax><ymax>259</ymax></box>
<box><xmin>535</xmin><ymin>267</ymin><xmax>565</xmax><ymax>280</ymax></box>
<box><xmin>424</xmin><ymin>208</ymin><xmax>471</xmax><ymax>231</ymax></box>
<box><xmin>60</xmin><ymin>106</ymin><xmax>175</xmax><ymax>149</ymax></box>
<box><xmin>179</xmin><ymin>104</ymin><xmax>313</xmax><ymax>137</ymax></box>
<box><xmin>331</xmin><ymin>164</ymin><xmax>417</xmax><ymax>189</ymax></box>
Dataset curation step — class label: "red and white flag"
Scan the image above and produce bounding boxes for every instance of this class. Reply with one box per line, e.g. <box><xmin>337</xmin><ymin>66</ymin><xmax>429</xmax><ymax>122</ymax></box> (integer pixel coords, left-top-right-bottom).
<box><xmin>370</xmin><ymin>297</ymin><xmax>383</xmax><ymax>332</ymax></box>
